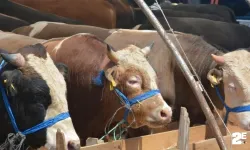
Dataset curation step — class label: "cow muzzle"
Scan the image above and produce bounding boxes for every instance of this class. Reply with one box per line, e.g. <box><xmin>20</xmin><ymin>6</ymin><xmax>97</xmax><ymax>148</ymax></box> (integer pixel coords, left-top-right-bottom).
<box><xmin>145</xmin><ymin>95</ymin><xmax>172</xmax><ymax>128</ymax></box>
<box><xmin>68</xmin><ymin>140</ymin><xmax>80</xmax><ymax>150</ymax></box>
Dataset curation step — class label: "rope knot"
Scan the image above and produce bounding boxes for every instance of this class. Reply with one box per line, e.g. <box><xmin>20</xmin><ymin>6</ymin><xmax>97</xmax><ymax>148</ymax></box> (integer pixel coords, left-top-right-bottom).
<box><xmin>0</xmin><ymin>132</ymin><xmax>26</xmax><ymax>150</ymax></box>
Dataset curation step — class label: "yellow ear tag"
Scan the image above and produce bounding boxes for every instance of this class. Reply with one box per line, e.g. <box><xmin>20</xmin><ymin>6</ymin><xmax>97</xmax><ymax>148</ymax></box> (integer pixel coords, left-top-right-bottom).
<box><xmin>11</xmin><ymin>84</ymin><xmax>16</xmax><ymax>91</ymax></box>
<box><xmin>111</xmin><ymin>79</ymin><xmax>117</xmax><ymax>87</ymax></box>
<box><xmin>210</xmin><ymin>75</ymin><xmax>218</xmax><ymax>88</ymax></box>
<box><xmin>211</xmin><ymin>83</ymin><xmax>214</xmax><ymax>88</ymax></box>
<box><xmin>109</xmin><ymin>79</ymin><xmax>116</xmax><ymax>91</ymax></box>
<box><xmin>110</xmin><ymin>83</ymin><xmax>114</xmax><ymax>91</ymax></box>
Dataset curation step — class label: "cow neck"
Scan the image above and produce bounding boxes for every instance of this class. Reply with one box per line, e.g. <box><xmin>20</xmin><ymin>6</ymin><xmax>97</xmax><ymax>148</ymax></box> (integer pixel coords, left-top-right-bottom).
<box><xmin>102</xmin><ymin>62</ymin><xmax>125</xmax><ymax>123</ymax></box>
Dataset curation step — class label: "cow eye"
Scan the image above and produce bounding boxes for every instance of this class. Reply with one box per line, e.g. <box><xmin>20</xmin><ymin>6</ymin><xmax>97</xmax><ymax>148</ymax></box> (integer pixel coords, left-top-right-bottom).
<box><xmin>127</xmin><ymin>75</ymin><xmax>141</xmax><ymax>87</ymax></box>
<box><xmin>128</xmin><ymin>80</ymin><xmax>138</xmax><ymax>84</ymax></box>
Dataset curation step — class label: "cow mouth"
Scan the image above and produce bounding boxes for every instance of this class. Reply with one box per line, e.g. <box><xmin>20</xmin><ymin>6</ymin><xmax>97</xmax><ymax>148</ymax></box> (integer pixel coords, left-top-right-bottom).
<box><xmin>146</xmin><ymin>119</ymin><xmax>172</xmax><ymax>128</ymax></box>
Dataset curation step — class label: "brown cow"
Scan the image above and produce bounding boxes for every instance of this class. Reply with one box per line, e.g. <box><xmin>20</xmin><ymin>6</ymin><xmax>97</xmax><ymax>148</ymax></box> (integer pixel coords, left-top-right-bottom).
<box><xmin>43</xmin><ymin>33</ymin><xmax>173</xmax><ymax>144</ymax></box>
<box><xmin>42</xmin><ymin>33</ymin><xmax>172</xmax><ymax>145</ymax></box>
<box><xmin>11</xmin><ymin>0</ymin><xmax>117</xmax><ymax>28</ymax></box>
<box><xmin>105</xmin><ymin>29</ymin><xmax>250</xmax><ymax>135</ymax></box>
<box><xmin>107</xmin><ymin>0</ymin><xmax>135</xmax><ymax>29</ymax></box>
<box><xmin>12</xmin><ymin>21</ymin><xmax>114</xmax><ymax>40</ymax></box>
<box><xmin>0</xmin><ymin>0</ymin><xmax>83</xmax><ymax>25</ymax></box>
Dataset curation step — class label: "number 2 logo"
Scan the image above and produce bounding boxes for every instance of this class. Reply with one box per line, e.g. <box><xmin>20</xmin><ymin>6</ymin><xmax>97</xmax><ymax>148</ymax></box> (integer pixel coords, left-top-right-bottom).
<box><xmin>232</xmin><ymin>132</ymin><xmax>247</xmax><ymax>145</ymax></box>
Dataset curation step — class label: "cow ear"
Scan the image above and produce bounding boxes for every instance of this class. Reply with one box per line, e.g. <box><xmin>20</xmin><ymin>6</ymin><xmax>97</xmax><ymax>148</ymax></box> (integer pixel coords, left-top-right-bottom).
<box><xmin>32</xmin><ymin>43</ymin><xmax>47</xmax><ymax>58</ymax></box>
<box><xmin>105</xmin><ymin>66</ymin><xmax>125</xmax><ymax>87</ymax></box>
<box><xmin>207</xmin><ymin>68</ymin><xmax>223</xmax><ymax>85</ymax></box>
<box><xmin>55</xmin><ymin>63</ymin><xmax>68</xmax><ymax>79</ymax></box>
<box><xmin>105</xmin><ymin>67</ymin><xmax>117</xmax><ymax>87</ymax></box>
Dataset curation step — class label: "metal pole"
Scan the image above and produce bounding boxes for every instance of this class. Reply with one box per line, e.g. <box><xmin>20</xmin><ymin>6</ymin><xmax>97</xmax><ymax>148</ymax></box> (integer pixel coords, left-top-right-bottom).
<box><xmin>133</xmin><ymin>0</ymin><xmax>228</xmax><ymax>149</ymax></box>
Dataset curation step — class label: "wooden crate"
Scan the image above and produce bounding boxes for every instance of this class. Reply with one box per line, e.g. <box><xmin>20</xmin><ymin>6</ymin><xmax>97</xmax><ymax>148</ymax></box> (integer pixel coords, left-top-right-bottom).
<box><xmin>80</xmin><ymin>125</ymin><xmax>250</xmax><ymax>150</ymax></box>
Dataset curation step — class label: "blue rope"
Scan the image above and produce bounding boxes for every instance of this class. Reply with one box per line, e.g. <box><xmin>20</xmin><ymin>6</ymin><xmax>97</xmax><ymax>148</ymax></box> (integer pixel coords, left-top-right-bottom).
<box><xmin>93</xmin><ymin>70</ymin><xmax>161</xmax><ymax>121</ymax></box>
<box><xmin>215</xmin><ymin>86</ymin><xmax>250</xmax><ymax>124</ymax></box>
<box><xmin>114</xmin><ymin>88</ymin><xmax>160</xmax><ymax>121</ymax></box>
<box><xmin>92</xmin><ymin>70</ymin><xmax>105</xmax><ymax>87</ymax></box>
<box><xmin>22</xmin><ymin>112</ymin><xmax>70</xmax><ymax>135</ymax></box>
<box><xmin>0</xmin><ymin>60</ymin><xmax>70</xmax><ymax>136</ymax></box>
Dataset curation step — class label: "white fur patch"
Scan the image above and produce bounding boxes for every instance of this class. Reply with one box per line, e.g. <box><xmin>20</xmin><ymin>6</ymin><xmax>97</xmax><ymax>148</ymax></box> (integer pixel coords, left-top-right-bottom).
<box><xmin>51</xmin><ymin>33</ymin><xmax>93</xmax><ymax>53</ymax></box>
<box><xmin>116</xmin><ymin>45</ymin><xmax>158</xmax><ymax>89</ymax></box>
<box><xmin>25</xmin><ymin>53</ymin><xmax>79</xmax><ymax>148</ymax></box>
<box><xmin>29</xmin><ymin>22</ymin><xmax>48</xmax><ymax>37</ymax></box>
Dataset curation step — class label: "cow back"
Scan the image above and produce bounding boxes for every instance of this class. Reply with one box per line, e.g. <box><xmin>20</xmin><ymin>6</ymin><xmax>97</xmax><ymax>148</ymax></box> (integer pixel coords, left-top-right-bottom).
<box><xmin>0</xmin><ymin>32</ymin><xmax>45</xmax><ymax>51</ymax></box>
<box><xmin>11</xmin><ymin>0</ymin><xmax>117</xmax><ymax>28</ymax></box>
<box><xmin>159</xmin><ymin>4</ymin><xmax>236</xmax><ymax>23</ymax></box>
<box><xmin>12</xmin><ymin>21</ymin><xmax>114</xmax><ymax>40</ymax></box>
<box><xmin>1</xmin><ymin>1</ymin><xmax>83</xmax><ymax>24</ymax></box>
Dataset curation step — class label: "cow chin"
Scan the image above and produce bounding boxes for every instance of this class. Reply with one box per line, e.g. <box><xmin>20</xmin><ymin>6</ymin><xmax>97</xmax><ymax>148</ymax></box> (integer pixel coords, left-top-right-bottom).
<box><xmin>145</xmin><ymin>117</ymin><xmax>172</xmax><ymax>129</ymax></box>
<box><xmin>44</xmin><ymin>118</ymin><xmax>80</xmax><ymax>150</ymax></box>
<box><xmin>234</xmin><ymin>112</ymin><xmax>250</xmax><ymax>131</ymax></box>
<box><xmin>127</xmin><ymin>115</ymin><xmax>172</xmax><ymax>129</ymax></box>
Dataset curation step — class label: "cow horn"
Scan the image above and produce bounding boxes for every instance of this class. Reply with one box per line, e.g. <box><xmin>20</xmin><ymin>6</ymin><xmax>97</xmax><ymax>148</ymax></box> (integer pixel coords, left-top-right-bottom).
<box><xmin>140</xmin><ymin>42</ymin><xmax>154</xmax><ymax>56</ymax></box>
<box><xmin>107</xmin><ymin>44</ymin><xmax>119</xmax><ymax>64</ymax></box>
<box><xmin>207</xmin><ymin>68</ymin><xmax>223</xmax><ymax>85</ymax></box>
<box><xmin>211</xmin><ymin>54</ymin><xmax>225</xmax><ymax>65</ymax></box>
<box><xmin>1</xmin><ymin>53</ymin><xmax>25</xmax><ymax>67</ymax></box>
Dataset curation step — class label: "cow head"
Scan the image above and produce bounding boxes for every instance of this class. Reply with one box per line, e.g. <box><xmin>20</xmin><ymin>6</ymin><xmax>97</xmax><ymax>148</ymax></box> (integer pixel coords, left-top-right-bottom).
<box><xmin>208</xmin><ymin>50</ymin><xmax>250</xmax><ymax>130</ymax></box>
<box><xmin>0</xmin><ymin>44</ymin><xmax>80</xmax><ymax>150</ymax></box>
<box><xmin>104</xmin><ymin>43</ymin><xmax>172</xmax><ymax>128</ymax></box>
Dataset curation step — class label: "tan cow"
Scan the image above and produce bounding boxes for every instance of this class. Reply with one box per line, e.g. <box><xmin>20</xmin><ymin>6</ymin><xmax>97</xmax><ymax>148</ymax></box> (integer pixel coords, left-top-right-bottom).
<box><xmin>208</xmin><ymin>51</ymin><xmax>250</xmax><ymax>130</ymax></box>
<box><xmin>12</xmin><ymin>21</ymin><xmax>114</xmax><ymax>40</ymax></box>
<box><xmin>0</xmin><ymin>31</ymin><xmax>44</xmax><ymax>51</ymax></box>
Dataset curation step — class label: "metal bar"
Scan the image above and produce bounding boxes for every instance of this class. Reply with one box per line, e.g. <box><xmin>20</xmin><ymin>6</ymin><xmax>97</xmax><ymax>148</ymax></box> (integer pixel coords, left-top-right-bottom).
<box><xmin>133</xmin><ymin>0</ymin><xmax>227</xmax><ymax>149</ymax></box>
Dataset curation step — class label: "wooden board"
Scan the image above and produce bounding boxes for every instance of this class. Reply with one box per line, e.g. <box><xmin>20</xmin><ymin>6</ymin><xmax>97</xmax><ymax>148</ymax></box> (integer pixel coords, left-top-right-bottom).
<box><xmin>80</xmin><ymin>125</ymin><xmax>250</xmax><ymax>150</ymax></box>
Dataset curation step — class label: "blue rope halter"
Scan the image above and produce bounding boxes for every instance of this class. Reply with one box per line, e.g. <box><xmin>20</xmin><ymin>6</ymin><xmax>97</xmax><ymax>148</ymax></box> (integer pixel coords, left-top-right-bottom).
<box><xmin>93</xmin><ymin>70</ymin><xmax>161</xmax><ymax>122</ymax></box>
<box><xmin>214</xmin><ymin>85</ymin><xmax>250</xmax><ymax>124</ymax></box>
<box><xmin>0</xmin><ymin>60</ymin><xmax>70</xmax><ymax>147</ymax></box>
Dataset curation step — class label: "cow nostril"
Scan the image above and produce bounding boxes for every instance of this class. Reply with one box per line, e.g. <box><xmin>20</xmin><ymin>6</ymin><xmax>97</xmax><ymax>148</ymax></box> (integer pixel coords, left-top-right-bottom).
<box><xmin>160</xmin><ymin>110</ymin><xmax>168</xmax><ymax>119</ymax></box>
<box><xmin>68</xmin><ymin>140</ymin><xmax>80</xmax><ymax>150</ymax></box>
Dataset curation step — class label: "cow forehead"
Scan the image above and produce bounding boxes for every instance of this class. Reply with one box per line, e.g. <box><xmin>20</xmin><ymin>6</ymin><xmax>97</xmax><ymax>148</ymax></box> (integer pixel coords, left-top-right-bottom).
<box><xmin>223</xmin><ymin>50</ymin><xmax>250</xmax><ymax>83</ymax></box>
<box><xmin>116</xmin><ymin>45</ymin><xmax>158</xmax><ymax>89</ymax></box>
<box><xmin>25</xmin><ymin>53</ymin><xmax>68</xmax><ymax>112</ymax></box>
